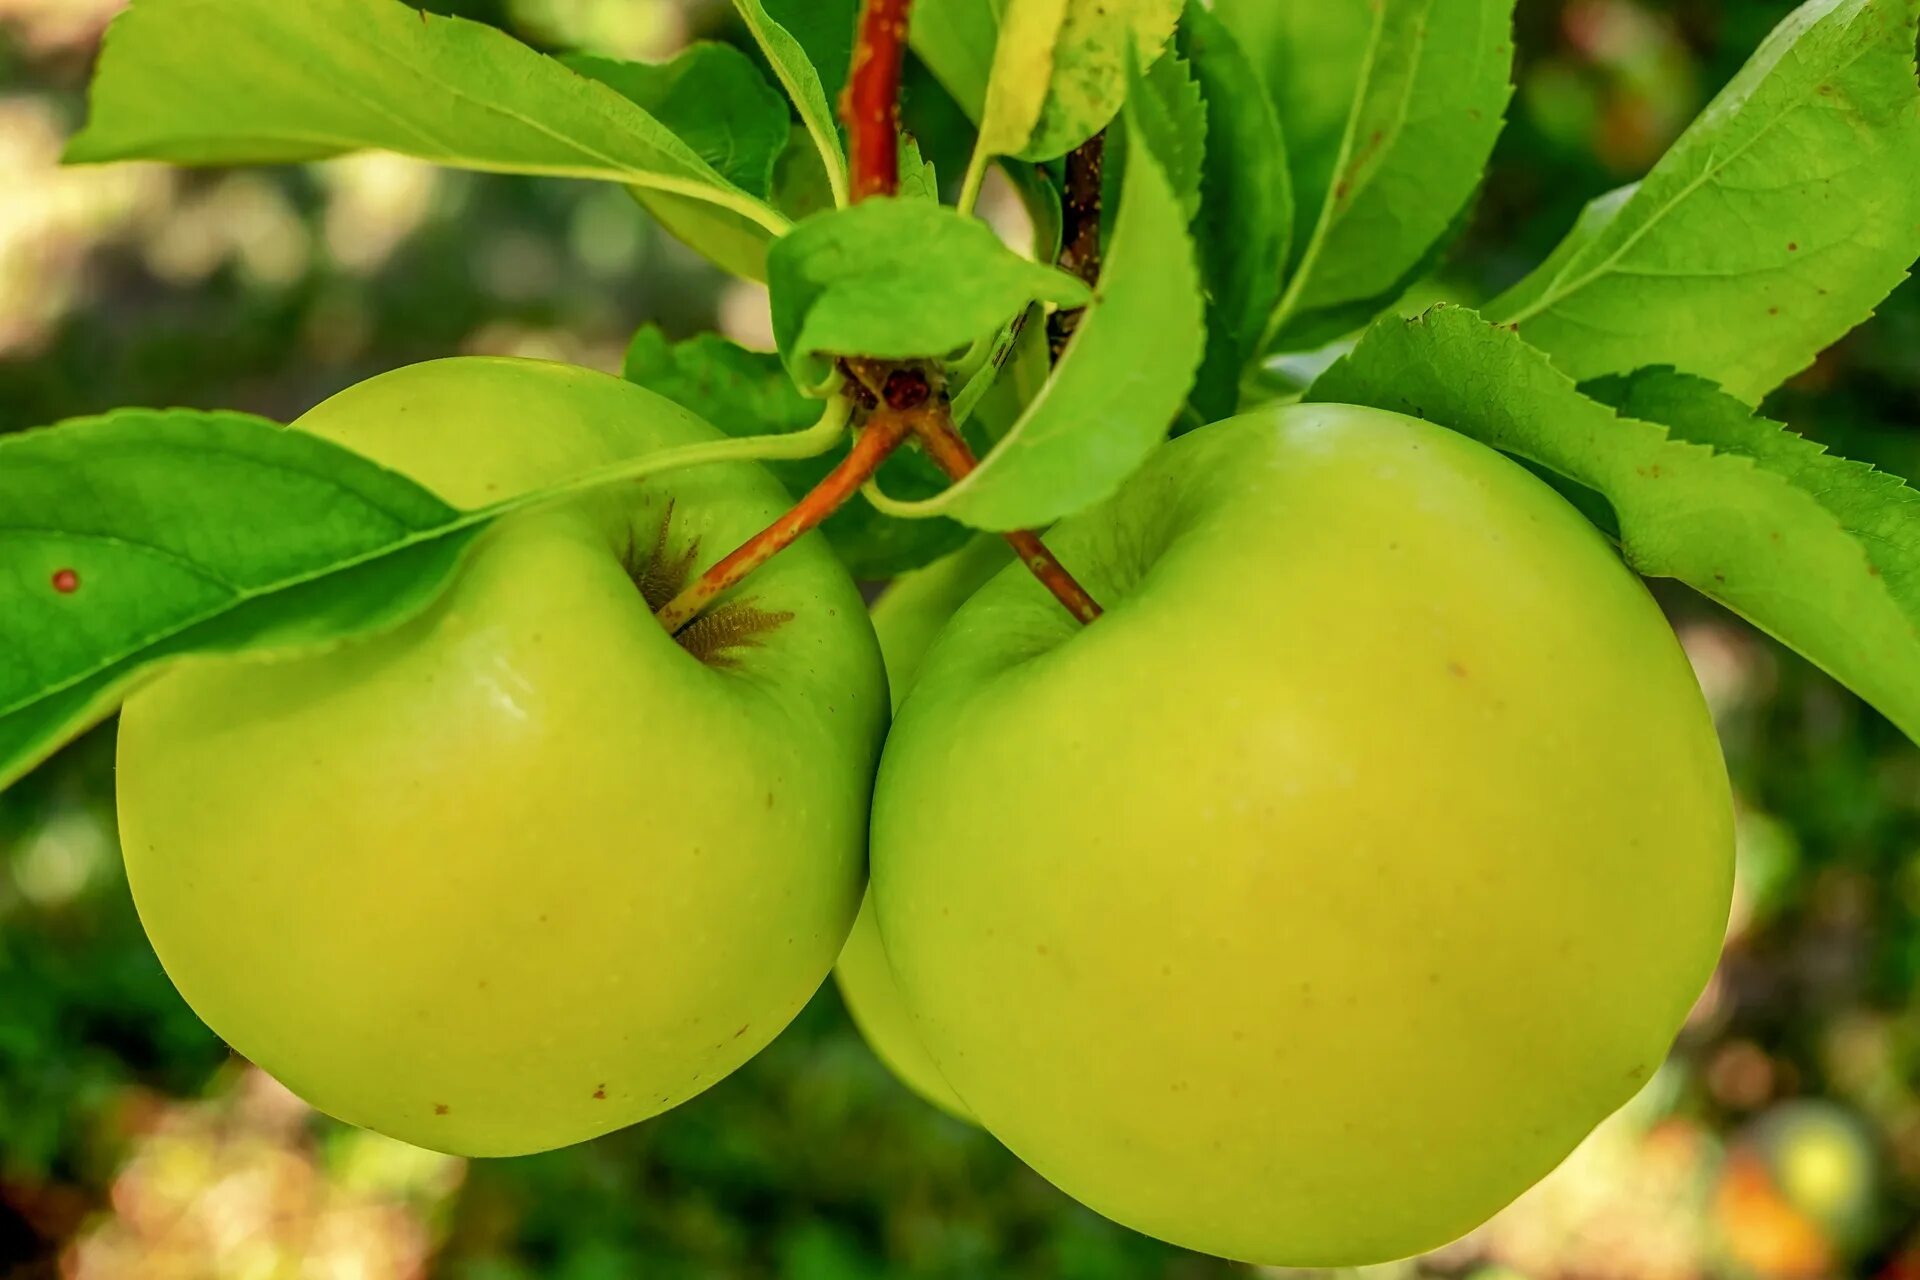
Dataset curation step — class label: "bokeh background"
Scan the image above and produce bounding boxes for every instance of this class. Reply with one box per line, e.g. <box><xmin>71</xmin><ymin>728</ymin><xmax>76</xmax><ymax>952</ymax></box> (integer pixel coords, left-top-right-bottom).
<box><xmin>5</xmin><ymin>0</ymin><xmax>1920</xmax><ymax>1275</ymax></box>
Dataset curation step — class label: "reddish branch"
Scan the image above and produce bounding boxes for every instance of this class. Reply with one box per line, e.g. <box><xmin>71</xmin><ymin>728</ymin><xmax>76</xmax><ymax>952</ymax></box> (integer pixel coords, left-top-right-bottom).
<box><xmin>907</xmin><ymin>413</ymin><xmax>1104</xmax><ymax>626</ymax></box>
<box><xmin>842</xmin><ymin>0</ymin><xmax>914</xmax><ymax>200</ymax></box>
<box><xmin>654</xmin><ymin>410</ymin><xmax>916</xmax><ymax>635</ymax></box>
<box><xmin>654</xmin><ymin>0</ymin><xmax>1104</xmax><ymax>635</ymax></box>
<box><xmin>1049</xmin><ymin>134</ymin><xmax>1107</xmax><ymax>361</ymax></box>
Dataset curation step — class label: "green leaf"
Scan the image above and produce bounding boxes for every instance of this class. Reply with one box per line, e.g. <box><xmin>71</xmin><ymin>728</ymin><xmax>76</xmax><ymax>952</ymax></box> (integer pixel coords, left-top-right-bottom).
<box><xmin>1123</xmin><ymin>48</ymin><xmax>1207</xmax><ymax>224</ymax></box>
<box><xmin>767</xmin><ymin>198</ymin><xmax>1093</xmax><ymax>387</ymax></box>
<box><xmin>1308</xmin><ymin>305</ymin><xmax>1920</xmax><ymax>744</ymax></box>
<box><xmin>899</xmin><ymin>134</ymin><xmax>941</xmax><ymax>201</ymax></box>
<box><xmin>635</xmin><ymin>191</ymin><xmax>778</xmax><ymax>281</ymax></box>
<box><xmin>1485</xmin><ymin>183</ymin><xmax>1635</xmax><ymax>321</ymax></box>
<box><xmin>638</xmin><ymin>126</ymin><xmax>837</xmax><ymax>283</ymax></box>
<box><xmin>875</xmin><ymin>54</ymin><xmax>1206</xmax><ymax>530</ymax></box>
<box><xmin>563</xmin><ymin>44</ymin><xmax>789</xmax><ymax>195</ymax></box>
<box><xmin>761</xmin><ymin>0</ymin><xmax>859</xmax><ymax>105</ymax></box>
<box><xmin>1179</xmin><ymin>1</ymin><xmax>1290</xmax><ymax>361</ymax></box>
<box><xmin>1002</xmin><ymin>159</ymin><xmax>1066</xmax><ymax>262</ymax></box>
<box><xmin>1487</xmin><ymin>0</ymin><xmax>1920</xmax><ymax>403</ymax></box>
<box><xmin>65</xmin><ymin>0</ymin><xmax>784</xmax><ymax>234</ymax></box>
<box><xmin>1020</xmin><ymin>0</ymin><xmax>1185</xmax><ymax>160</ymax></box>
<box><xmin>910</xmin><ymin>0</ymin><xmax>1003</xmax><ymax>120</ymax></box>
<box><xmin>1219</xmin><ymin>0</ymin><xmax>1514</xmax><ymax>349</ymax></box>
<box><xmin>622</xmin><ymin>327</ymin><xmax>968</xmax><ymax>575</ymax></box>
<box><xmin>0</xmin><ymin>410</ymin><xmax>486</xmax><ymax>790</ymax></box>
<box><xmin>734</xmin><ymin>0</ymin><xmax>852</xmax><ymax>208</ymax></box>
<box><xmin>976</xmin><ymin>0</ymin><xmax>1071</xmax><ymax>159</ymax></box>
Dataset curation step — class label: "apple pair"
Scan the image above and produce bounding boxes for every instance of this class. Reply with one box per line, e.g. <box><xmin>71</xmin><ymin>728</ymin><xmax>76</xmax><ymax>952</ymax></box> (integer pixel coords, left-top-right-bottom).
<box><xmin>117</xmin><ymin>357</ymin><xmax>1731</xmax><ymax>1266</ymax></box>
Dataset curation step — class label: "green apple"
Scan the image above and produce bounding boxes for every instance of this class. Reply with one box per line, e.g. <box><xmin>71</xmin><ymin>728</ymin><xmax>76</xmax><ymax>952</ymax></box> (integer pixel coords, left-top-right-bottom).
<box><xmin>116</xmin><ymin>357</ymin><xmax>888</xmax><ymax>1157</ymax></box>
<box><xmin>870</xmin><ymin>403</ymin><xmax>1733</xmax><ymax>1265</ymax></box>
<box><xmin>834</xmin><ymin>535</ymin><xmax>1009</xmax><ymax>1122</ymax></box>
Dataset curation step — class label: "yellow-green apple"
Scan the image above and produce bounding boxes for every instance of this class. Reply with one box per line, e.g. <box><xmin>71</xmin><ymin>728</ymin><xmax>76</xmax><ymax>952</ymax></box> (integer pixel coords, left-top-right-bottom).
<box><xmin>834</xmin><ymin>535</ymin><xmax>1009</xmax><ymax>1121</ymax></box>
<box><xmin>870</xmin><ymin>402</ymin><xmax>1733</xmax><ymax>1265</ymax></box>
<box><xmin>116</xmin><ymin>357</ymin><xmax>887</xmax><ymax>1157</ymax></box>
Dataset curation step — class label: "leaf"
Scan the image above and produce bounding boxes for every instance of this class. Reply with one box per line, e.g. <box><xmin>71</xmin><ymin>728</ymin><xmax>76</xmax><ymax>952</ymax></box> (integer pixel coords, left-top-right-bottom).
<box><xmin>635</xmin><ymin>191</ymin><xmax>779</xmax><ymax>281</ymax></box>
<box><xmin>879</xmin><ymin>53</ymin><xmax>1206</xmax><ymax>530</ymax></box>
<box><xmin>910</xmin><ymin>0</ymin><xmax>1003</xmax><ymax>120</ymax></box>
<box><xmin>0</xmin><ymin>410</ymin><xmax>486</xmax><ymax>790</ymax></box>
<box><xmin>1308</xmin><ymin>306</ymin><xmax>1920</xmax><ymax>743</ymax></box>
<box><xmin>638</xmin><ymin>126</ymin><xmax>837</xmax><ymax>282</ymax></box>
<box><xmin>767</xmin><ymin>198</ymin><xmax>1093</xmax><ymax>387</ymax></box>
<box><xmin>1485</xmin><ymin>184</ymin><xmax>1635</xmax><ymax>321</ymax></box>
<box><xmin>1219</xmin><ymin>0</ymin><xmax>1514</xmax><ymax>349</ymax></box>
<box><xmin>1178</xmin><ymin>1</ymin><xmax>1290</xmax><ymax>361</ymax></box>
<box><xmin>622</xmin><ymin>327</ymin><xmax>968</xmax><ymax>575</ymax></box>
<box><xmin>976</xmin><ymin>0</ymin><xmax>1072</xmax><ymax>159</ymax></box>
<box><xmin>65</xmin><ymin>0</ymin><xmax>783</xmax><ymax>233</ymax></box>
<box><xmin>1123</xmin><ymin>48</ymin><xmax>1207</xmax><ymax>224</ymax></box>
<box><xmin>899</xmin><ymin>134</ymin><xmax>940</xmax><ymax>201</ymax></box>
<box><xmin>1487</xmin><ymin>0</ymin><xmax>1920</xmax><ymax>403</ymax></box>
<box><xmin>1020</xmin><ymin>0</ymin><xmax>1186</xmax><ymax>160</ymax></box>
<box><xmin>761</xmin><ymin>0</ymin><xmax>859</xmax><ymax>105</ymax></box>
<box><xmin>734</xmin><ymin>0</ymin><xmax>852</xmax><ymax>207</ymax></box>
<box><xmin>564</xmin><ymin>43</ymin><xmax>789</xmax><ymax>195</ymax></box>
<box><xmin>1002</xmin><ymin>159</ymin><xmax>1066</xmax><ymax>262</ymax></box>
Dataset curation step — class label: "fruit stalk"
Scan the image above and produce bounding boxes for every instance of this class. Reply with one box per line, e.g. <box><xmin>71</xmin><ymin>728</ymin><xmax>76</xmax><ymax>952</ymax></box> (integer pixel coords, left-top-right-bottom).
<box><xmin>906</xmin><ymin>408</ymin><xmax>1104</xmax><ymax>625</ymax></box>
<box><xmin>654</xmin><ymin>408</ymin><xmax>917</xmax><ymax>634</ymax></box>
<box><xmin>654</xmin><ymin>0</ymin><xmax>1101</xmax><ymax>632</ymax></box>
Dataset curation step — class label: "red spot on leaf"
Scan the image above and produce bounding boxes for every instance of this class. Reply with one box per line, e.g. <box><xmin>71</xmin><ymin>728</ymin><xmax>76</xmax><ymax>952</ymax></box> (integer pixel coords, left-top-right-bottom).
<box><xmin>51</xmin><ymin>568</ymin><xmax>80</xmax><ymax>594</ymax></box>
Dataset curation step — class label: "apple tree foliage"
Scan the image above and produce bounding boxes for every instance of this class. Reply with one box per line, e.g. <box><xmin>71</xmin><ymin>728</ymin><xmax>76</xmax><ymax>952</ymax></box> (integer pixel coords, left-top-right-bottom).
<box><xmin>9</xmin><ymin>0</ymin><xmax>1920</xmax><ymax>788</ymax></box>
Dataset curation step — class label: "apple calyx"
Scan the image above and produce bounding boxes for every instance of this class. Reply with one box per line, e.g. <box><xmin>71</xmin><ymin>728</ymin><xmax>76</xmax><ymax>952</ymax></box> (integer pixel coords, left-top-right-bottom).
<box><xmin>628</xmin><ymin>499</ymin><xmax>793</xmax><ymax>667</ymax></box>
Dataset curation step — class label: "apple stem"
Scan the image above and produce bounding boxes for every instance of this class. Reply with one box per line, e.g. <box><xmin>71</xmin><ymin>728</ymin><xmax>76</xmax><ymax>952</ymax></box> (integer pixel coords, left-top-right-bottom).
<box><xmin>654</xmin><ymin>407</ymin><xmax>919</xmax><ymax>635</ymax></box>
<box><xmin>652</xmin><ymin>0</ymin><xmax>1104</xmax><ymax>636</ymax></box>
<box><xmin>843</xmin><ymin>0</ymin><xmax>913</xmax><ymax>201</ymax></box>
<box><xmin>902</xmin><ymin>407</ymin><xmax>1104</xmax><ymax>625</ymax></box>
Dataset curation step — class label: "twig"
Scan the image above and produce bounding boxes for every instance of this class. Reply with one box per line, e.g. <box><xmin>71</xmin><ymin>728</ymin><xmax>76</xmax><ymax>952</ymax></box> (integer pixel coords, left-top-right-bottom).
<box><xmin>656</xmin><ymin>0</ymin><xmax>1103</xmax><ymax>634</ymax></box>
<box><xmin>904</xmin><ymin>408</ymin><xmax>1104</xmax><ymax>626</ymax></box>
<box><xmin>842</xmin><ymin>0</ymin><xmax>915</xmax><ymax>201</ymax></box>
<box><xmin>654</xmin><ymin>410</ymin><xmax>916</xmax><ymax>634</ymax></box>
<box><xmin>1049</xmin><ymin>133</ymin><xmax>1106</xmax><ymax>361</ymax></box>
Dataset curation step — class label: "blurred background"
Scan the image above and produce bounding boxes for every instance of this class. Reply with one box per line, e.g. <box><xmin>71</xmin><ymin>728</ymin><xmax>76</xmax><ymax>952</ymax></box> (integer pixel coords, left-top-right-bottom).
<box><xmin>6</xmin><ymin>0</ymin><xmax>1920</xmax><ymax>1275</ymax></box>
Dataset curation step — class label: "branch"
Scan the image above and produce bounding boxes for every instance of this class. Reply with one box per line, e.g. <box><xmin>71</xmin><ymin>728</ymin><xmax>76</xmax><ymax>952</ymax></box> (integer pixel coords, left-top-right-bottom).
<box><xmin>903</xmin><ymin>406</ymin><xmax>1105</xmax><ymax>626</ymax></box>
<box><xmin>842</xmin><ymin>0</ymin><xmax>915</xmax><ymax>201</ymax></box>
<box><xmin>654</xmin><ymin>408</ymin><xmax>917</xmax><ymax>635</ymax></box>
<box><xmin>652</xmin><ymin>0</ymin><xmax>1103</xmax><ymax>636</ymax></box>
<box><xmin>1049</xmin><ymin>133</ymin><xmax>1106</xmax><ymax>361</ymax></box>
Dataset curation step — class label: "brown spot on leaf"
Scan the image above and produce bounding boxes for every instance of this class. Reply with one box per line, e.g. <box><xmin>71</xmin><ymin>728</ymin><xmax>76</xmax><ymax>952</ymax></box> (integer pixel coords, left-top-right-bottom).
<box><xmin>434</xmin><ymin>1103</ymin><xmax>450</xmax><ymax>1116</ymax></box>
<box><xmin>592</xmin><ymin>1085</ymin><xmax>607</xmax><ymax>1100</ymax></box>
<box><xmin>733</xmin><ymin>1024</ymin><xmax>750</xmax><ymax>1039</ymax></box>
<box><xmin>1448</xmin><ymin>661</ymin><xmax>1469</xmax><ymax>679</ymax></box>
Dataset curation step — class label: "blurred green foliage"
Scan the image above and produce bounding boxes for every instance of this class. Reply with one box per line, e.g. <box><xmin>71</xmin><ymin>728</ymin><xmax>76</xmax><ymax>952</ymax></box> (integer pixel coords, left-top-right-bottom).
<box><xmin>7</xmin><ymin>2</ymin><xmax>1920</xmax><ymax>1277</ymax></box>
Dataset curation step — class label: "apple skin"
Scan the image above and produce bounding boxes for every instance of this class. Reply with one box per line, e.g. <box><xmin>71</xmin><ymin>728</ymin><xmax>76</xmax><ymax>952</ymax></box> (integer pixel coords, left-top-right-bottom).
<box><xmin>115</xmin><ymin>357</ymin><xmax>888</xmax><ymax>1157</ymax></box>
<box><xmin>870</xmin><ymin>403</ymin><xmax>1733</xmax><ymax>1266</ymax></box>
<box><xmin>834</xmin><ymin>536</ymin><xmax>1009</xmax><ymax>1122</ymax></box>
